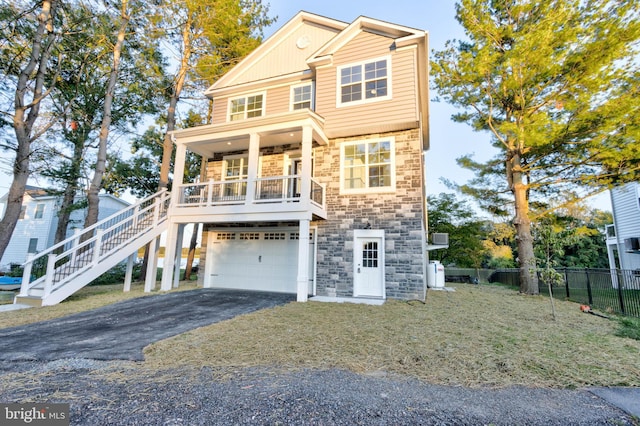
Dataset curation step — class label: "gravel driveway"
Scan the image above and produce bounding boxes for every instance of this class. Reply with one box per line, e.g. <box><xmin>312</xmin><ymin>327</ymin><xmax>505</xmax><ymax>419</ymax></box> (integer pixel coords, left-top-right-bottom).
<box><xmin>0</xmin><ymin>361</ymin><xmax>635</xmax><ymax>425</ymax></box>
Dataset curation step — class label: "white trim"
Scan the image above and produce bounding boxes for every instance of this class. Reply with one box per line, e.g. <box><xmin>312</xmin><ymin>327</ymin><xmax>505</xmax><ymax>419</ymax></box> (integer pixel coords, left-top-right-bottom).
<box><xmin>336</xmin><ymin>55</ymin><xmax>392</xmax><ymax>108</ymax></box>
<box><xmin>290</xmin><ymin>82</ymin><xmax>315</xmax><ymax>111</ymax></box>
<box><xmin>353</xmin><ymin>229</ymin><xmax>385</xmax><ymax>299</ymax></box>
<box><xmin>227</xmin><ymin>91</ymin><xmax>267</xmax><ymax>122</ymax></box>
<box><xmin>339</xmin><ymin>136</ymin><xmax>396</xmax><ymax>195</ymax></box>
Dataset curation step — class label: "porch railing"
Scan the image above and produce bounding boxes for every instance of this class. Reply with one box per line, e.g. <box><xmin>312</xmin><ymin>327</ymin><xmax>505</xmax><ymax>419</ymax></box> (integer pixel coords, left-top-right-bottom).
<box><xmin>177</xmin><ymin>176</ymin><xmax>325</xmax><ymax>209</ymax></box>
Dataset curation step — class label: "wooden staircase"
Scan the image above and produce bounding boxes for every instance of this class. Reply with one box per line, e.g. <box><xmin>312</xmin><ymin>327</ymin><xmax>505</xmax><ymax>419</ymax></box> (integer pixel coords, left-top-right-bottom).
<box><xmin>14</xmin><ymin>190</ymin><xmax>171</xmax><ymax>307</ymax></box>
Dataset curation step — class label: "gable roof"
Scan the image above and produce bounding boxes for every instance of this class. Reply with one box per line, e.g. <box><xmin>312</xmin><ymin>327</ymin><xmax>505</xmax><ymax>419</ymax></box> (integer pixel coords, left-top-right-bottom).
<box><xmin>308</xmin><ymin>15</ymin><xmax>427</xmax><ymax>67</ymax></box>
<box><xmin>205</xmin><ymin>11</ymin><xmax>348</xmax><ymax>95</ymax></box>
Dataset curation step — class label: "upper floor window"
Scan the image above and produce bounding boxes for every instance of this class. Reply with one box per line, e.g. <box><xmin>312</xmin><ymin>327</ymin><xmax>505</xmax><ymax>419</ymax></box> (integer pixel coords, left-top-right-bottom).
<box><xmin>291</xmin><ymin>83</ymin><xmax>313</xmax><ymax>110</ymax></box>
<box><xmin>338</xmin><ymin>57</ymin><xmax>390</xmax><ymax>107</ymax></box>
<box><xmin>34</xmin><ymin>203</ymin><xmax>45</xmax><ymax>219</ymax></box>
<box><xmin>229</xmin><ymin>93</ymin><xmax>264</xmax><ymax>121</ymax></box>
<box><xmin>28</xmin><ymin>238</ymin><xmax>38</xmax><ymax>253</ymax></box>
<box><xmin>340</xmin><ymin>137</ymin><xmax>395</xmax><ymax>194</ymax></box>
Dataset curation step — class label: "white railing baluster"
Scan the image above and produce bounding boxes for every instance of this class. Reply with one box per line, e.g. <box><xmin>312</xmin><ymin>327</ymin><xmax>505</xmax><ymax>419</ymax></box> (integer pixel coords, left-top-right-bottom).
<box><xmin>207</xmin><ymin>180</ymin><xmax>213</xmax><ymax>206</ymax></box>
<box><xmin>19</xmin><ymin>254</ymin><xmax>34</xmax><ymax>297</ymax></box>
<box><xmin>92</xmin><ymin>229</ymin><xmax>104</xmax><ymax>266</ymax></box>
<box><xmin>43</xmin><ymin>253</ymin><xmax>56</xmax><ymax>298</ymax></box>
<box><xmin>70</xmin><ymin>228</ymin><xmax>81</xmax><ymax>265</ymax></box>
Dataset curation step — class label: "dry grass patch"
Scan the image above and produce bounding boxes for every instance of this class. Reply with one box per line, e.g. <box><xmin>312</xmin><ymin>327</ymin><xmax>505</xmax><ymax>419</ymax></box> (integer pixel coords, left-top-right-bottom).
<box><xmin>0</xmin><ymin>281</ymin><xmax>199</xmax><ymax>329</ymax></box>
<box><xmin>145</xmin><ymin>285</ymin><xmax>640</xmax><ymax>388</ymax></box>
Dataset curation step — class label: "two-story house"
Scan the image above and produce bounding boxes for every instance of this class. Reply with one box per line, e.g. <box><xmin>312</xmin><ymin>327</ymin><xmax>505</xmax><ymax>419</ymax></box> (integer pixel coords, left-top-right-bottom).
<box><xmin>0</xmin><ymin>186</ymin><xmax>130</xmax><ymax>270</ymax></box>
<box><xmin>606</xmin><ymin>182</ymin><xmax>640</xmax><ymax>272</ymax></box>
<box><xmin>160</xmin><ymin>11</ymin><xmax>430</xmax><ymax>302</ymax></box>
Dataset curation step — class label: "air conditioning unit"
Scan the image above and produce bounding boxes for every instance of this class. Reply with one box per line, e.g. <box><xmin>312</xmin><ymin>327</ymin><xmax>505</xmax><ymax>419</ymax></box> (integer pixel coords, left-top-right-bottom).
<box><xmin>624</xmin><ymin>237</ymin><xmax>640</xmax><ymax>251</ymax></box>
<box><xmin>432</xmin><ymin>233</ymin><xmax>449</xmax><ymax>245</ymax></box>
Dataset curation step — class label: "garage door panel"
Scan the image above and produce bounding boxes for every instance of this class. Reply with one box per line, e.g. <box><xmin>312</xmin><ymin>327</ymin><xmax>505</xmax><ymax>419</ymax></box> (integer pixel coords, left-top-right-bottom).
<box><xmin>207</xmin><ymin>231</ymin><xmax>307</xmax><ymax>294</ymax></box>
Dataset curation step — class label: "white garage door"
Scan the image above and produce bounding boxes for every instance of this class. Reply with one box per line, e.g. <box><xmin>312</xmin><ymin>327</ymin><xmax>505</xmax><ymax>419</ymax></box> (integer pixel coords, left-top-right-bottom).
<box><xmin>205</xmin><ymin>230</ymin><xmax>314</xmax><ymax>294</ymax></box>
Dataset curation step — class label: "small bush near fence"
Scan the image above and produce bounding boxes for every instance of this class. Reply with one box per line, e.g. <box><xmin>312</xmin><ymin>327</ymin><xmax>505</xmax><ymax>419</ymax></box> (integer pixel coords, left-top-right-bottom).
<box><xmin>476</xmin><ymin>268</ymin><xmax>640</xmax><ymax>319</ymax></box>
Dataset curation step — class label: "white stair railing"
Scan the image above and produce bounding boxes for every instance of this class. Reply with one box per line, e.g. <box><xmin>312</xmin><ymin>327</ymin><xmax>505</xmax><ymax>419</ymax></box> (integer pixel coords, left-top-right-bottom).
<box><xmin>18</xmin><ymin>190</ymin><xmax>170</xmax><ymax>302</ymax></box>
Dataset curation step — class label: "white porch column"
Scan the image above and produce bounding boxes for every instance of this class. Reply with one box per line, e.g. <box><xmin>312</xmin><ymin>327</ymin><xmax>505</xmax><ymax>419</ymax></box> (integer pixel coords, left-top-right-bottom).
<box><xmin>173</xmin><ymin>224</ymin><xmax>185</xmax><ymax>288</ymax></box>
<box><xmin>160</xmin><ymin>222</ymin><xmax>180</xmax><ymax>291</ymax></box>
<box><xmin>171</xmin><ymin>142</ymin><xmax>187</xmax><ymax>205</ymax></box>
<box><xmin>300</xmin><ymin>125</ymin><xmax>313</xmax><ymax>205</ymax></box>
<box><xmin>145</xmin><ymin>236</ymin><xmax>160</xmax><ymax>292</ymax></box>
<box><xmin>123</xmin><ymin>253</ymin><xmax>135</xmax><ymax>292</ymax></box>
<box><xmin>245</xmin><ymin>132</ymin><xmax>260</xmax><ymax>205</ymax></box>
<box><xmin>296</xmin><ymin>219</ymin><xmax>310</xmax><ymax>302</ymax></box>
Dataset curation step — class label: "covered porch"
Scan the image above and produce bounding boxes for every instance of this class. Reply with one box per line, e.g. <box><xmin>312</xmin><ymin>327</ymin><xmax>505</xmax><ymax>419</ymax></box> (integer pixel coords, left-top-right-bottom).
<box><xmin>159</xmin><ymin>110</ymin><xmax>329</xmax><ymax>302</ymax></box>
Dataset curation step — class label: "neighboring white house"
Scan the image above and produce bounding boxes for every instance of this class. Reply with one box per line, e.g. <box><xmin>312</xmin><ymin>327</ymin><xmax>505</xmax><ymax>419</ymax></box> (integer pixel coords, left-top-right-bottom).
<box><xmin>0</xmin><ymin>186</ymin><xmax>130</xmax><ymax>270</ymax></box>
<box><xmin>606</xmin><ymin>182</ymin><xmax>640</xmax><ymax>271</ymax></box>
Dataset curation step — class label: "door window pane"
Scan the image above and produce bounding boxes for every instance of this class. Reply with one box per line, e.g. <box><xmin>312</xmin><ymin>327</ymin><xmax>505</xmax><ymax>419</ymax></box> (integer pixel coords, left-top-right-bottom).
<box><xmin>362</xmin><ymin>241</ymin><xmax>378</xmax><ymax>268</ymax></box>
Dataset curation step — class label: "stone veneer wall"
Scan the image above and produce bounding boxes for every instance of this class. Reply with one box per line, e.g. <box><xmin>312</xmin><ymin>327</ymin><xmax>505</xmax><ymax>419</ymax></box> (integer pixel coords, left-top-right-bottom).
<box><xmin>312</xmin><ymin>129</ymin><xmax>426</xmax><ymax>300</ymax></box>
<box><xmin>196</xmin><ymin>132</ymin><xmax>426</xmax><ymax>300</ymax></box>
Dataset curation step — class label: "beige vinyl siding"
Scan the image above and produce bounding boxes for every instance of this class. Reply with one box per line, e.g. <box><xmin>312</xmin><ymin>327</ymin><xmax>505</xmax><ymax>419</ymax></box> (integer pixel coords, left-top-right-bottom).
<box><xmin>265</xmin><ymin>85</ymin><xmax>290</xmax><ymax>115</ymax></box>
<box><xmin>233</xmin><ymin>24</ymin><xmax>340</xmax><ymax>85</ymax></box>
<box><xmin>211</xmin><ymin>83</ymin><xmax>302</xmax><ymax>124</ymax></box>
<box><xmin>316</xmin><ymin>31</ymin><xmax>419</xmax><ymax>137</ymax></box>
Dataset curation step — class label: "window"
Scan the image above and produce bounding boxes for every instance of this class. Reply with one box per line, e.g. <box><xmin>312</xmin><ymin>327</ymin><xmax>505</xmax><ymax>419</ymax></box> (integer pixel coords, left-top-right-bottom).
<box><xmin>264</xmin><ymin>232</ymin><xmax>286</xmax><ymax>240</ymax></box>
<box><xmin>362</xmin><ymin>241</ymin><xmax>379</xmax><ymax>268</ymax></box>
<box><xmin>229</xmin><ymin>93</ymin><xmax>264</xmax><ymax>121</ymax></box>
<box><xmin>239</xmin><ymin>233</ymin><xmax>260</xmax><ymax>240</ymax></box>
<box><xmin>216</xmin><ymin>233</ymin><xmax>236</xmax><ymax>240</ymax></box>
<box><xmin>338</xmin><ymin>57</ymin><xmax>390</xmax><ymax>106</ymax></box>
<box><xmin>34</xmin><ymin>203</ymin><xmax>45</xmax><ymax>219</ymax></box>
<box><xmin>340</xmin><ymin>137</ymin><xmax>395</xmax><ymax>193</ymax></box>
<box><xmin>291</xmin><ymin>83</ymin><xmax>313</xmax><ymax>110</ymax></box>
<box><xmin>19</xmin><ymin>206</ymin><xmax>26</xmax><ymax>220</ymax></box>
<box><xmin>28</xmin><ymin>238</ymin><xmax>38</xmax><ymax>253</ymax></box>
<box><xmin>222</xmin><ymin>156</ymin><xmax>248</xmax><ymax>198</ymax></box>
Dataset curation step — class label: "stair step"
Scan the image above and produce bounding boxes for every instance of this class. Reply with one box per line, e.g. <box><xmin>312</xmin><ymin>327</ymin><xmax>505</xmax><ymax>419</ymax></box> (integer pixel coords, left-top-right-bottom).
<box><xmin>14</xmin><ymin>295</ymin><xmax>44</xmax><ymax>307</ymax></box>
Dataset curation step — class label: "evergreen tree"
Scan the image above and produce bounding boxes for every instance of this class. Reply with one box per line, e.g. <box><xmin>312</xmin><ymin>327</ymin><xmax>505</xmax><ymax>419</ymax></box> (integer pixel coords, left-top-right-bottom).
<box><xmin>432</xmin><ymin>0</ymin><xmax>640</xmax><ymax>294</ymax></box>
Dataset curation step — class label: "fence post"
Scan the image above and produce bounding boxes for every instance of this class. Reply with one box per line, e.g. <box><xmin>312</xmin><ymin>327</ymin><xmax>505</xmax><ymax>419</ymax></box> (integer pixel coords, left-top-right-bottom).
<box><xmin>563</xmin><ymin>268</ymin><xmax>570</xmax><ymax>299</ymax></box>
<box><xmin>616</xmin><ymin>269</ymin><xmax>626</xmax><ymax>315</ymax></box>
<box><xmin>585</xmin><ymin>268</ymin><xmax>593</xmax><ymax>306</ymax></box>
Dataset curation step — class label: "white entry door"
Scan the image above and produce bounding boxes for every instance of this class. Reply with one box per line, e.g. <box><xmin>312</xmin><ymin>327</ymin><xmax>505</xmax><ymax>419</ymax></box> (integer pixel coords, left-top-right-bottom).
<box><xmin>353</xmin><ymin>233</ymin><xmax>384</xmax><ymax>298</ymax></box>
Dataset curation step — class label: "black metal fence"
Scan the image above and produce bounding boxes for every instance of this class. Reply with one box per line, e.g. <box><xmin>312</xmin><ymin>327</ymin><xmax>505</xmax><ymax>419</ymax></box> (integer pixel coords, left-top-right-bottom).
<box><xmin>486</xmin><ymin>268</ymin><xmax>640</xmax><ymax>318</ymax></box>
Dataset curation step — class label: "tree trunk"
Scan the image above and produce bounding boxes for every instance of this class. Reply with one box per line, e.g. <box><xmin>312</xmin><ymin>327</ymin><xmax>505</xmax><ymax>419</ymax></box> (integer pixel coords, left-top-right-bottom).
<box><xmin>54</xmin><ymin>139</ymin><xmax>84</xmax><ymax>244</ymax></box>
<box><xmin>183</xmin><ymin>223</ymin><xmax>199</xmax><ymax>280</ymax></box>
<box><xmin>0</xmin><ymin>1</ymin><xmax>57</xmax><ymax>261</ymax></box>
<box><xmin>158</xmin><ymin>13</ymin><xmax>192</xmax><ymax>191</ymax></box>
<box><xmin>84</xmin><ymin>4</ymin><xmax>130</xmax><ymax>232</ymax></box>
<box><xmin>510</xmin><ymin>154</ymin><xmax>539</xmax><ymax>295</ymax></box>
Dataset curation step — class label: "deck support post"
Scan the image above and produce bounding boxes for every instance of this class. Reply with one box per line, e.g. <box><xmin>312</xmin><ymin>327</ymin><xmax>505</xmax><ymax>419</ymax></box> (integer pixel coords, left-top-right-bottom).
<box><xmin>296</xmin><ymin>219</ymin><xmax>310</xmax><ymax>302</ymax></box>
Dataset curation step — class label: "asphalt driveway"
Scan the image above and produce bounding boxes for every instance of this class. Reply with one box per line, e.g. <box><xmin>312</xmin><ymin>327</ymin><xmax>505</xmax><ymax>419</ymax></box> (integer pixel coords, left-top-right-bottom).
<box><xmin>0</xmin><ymin>288</ymin><xmax>295</xmax><ymax>361</ymax></box>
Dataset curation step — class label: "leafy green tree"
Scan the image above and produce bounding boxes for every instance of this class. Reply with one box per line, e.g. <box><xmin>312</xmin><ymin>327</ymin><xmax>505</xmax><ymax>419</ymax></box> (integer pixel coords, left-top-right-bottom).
<box><xmin>428</xmin><ymin>193</ymin><xmax>488</xmax><ymax>268</ymax></box>
<box><xmin>533</xmin><ymin>208</ymin><xmax>611</xmax><ymax>269</ymax></box>
<box><xmin>483</xmin><ymin>221</ymin><xmax>516</xmax><ymax>268</ymax></box>
<box><xmin>432</xmin><ymin>0</ymin><xmax>640</xmax><ymax>294</ymax></box>
<box><xmin>0</xmin><ymin>0</ymin><xmax>60</xmax><ymax>261</ymax></box>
